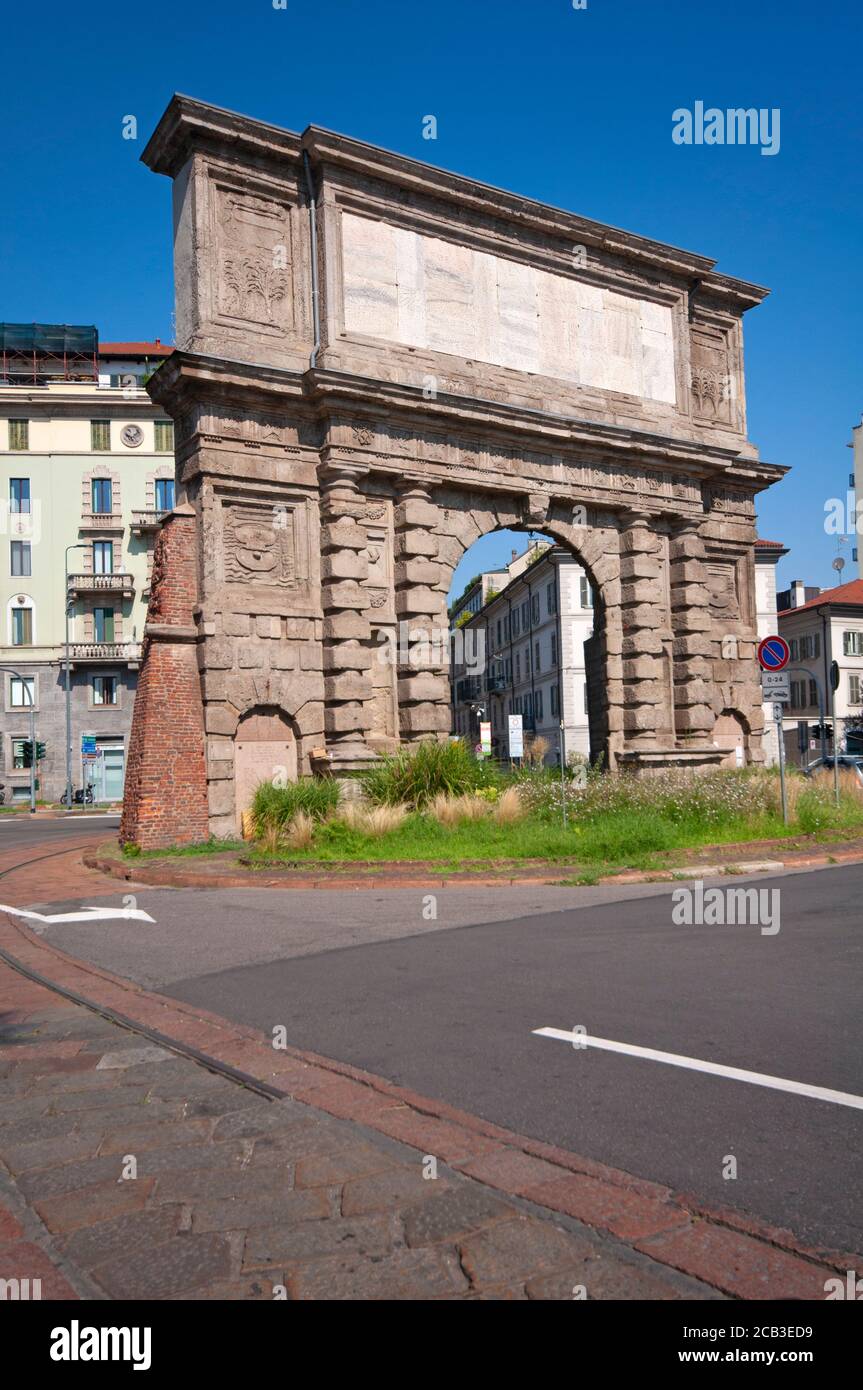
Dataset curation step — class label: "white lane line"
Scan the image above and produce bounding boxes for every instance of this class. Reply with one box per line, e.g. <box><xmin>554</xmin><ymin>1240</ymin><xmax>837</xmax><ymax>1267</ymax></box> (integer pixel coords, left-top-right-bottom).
<box><xmin>0</xmin><ymin>904</ymin><xmax>155</xmax><ymax>925</ymax></box>
<box><xmin>533</xmin><ymin>1027</ymin><xmax>863</xmax><ymax>1111</ymax></box>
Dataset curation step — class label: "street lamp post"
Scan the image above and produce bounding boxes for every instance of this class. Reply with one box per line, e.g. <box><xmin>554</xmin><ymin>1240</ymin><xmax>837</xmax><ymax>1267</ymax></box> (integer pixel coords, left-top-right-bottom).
<box><xmin>64</xmin><ymin>543</ymin><xmax>86</xmax><ymax>811</ymax></box>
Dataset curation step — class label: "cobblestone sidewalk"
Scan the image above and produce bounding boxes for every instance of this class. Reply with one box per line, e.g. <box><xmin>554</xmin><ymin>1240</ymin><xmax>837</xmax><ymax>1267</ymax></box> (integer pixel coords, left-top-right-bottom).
<box><xmin>0</xmin><ymin>961</ymin><xmax>716</xmax><ymax>1301</ymax></box>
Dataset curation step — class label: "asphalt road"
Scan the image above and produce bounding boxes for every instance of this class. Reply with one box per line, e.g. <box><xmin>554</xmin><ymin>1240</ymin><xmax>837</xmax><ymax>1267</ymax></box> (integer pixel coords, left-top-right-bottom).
<box><xmin>0</xmin><ymin>813</ymin><xmax>120</xmax><ymax>847</ymax></box>
<box><xmin>31</xmin><ymin>862</ymin><xmax>863</xmax><ymax>1254</ymax></box>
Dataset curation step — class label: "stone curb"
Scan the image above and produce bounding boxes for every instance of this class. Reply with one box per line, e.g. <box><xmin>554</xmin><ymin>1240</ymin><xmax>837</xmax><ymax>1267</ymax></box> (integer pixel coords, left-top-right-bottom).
<box><xmin>84</xmin><ymin>842</ymin><xmax>863</xmax><ymax>892</ymax></box>
<box><xmin>0</xmin><ymin>909</ymin><xmax>857</xmax><ymax>1301</ymax></box>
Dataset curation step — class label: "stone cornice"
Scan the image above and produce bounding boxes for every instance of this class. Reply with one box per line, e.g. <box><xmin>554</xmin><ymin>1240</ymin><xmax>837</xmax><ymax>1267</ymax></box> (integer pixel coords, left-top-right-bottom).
<box><xmin>142</xmin><ymin>96</ymin><xmax>769</xmax><ymax>312</ymax></box>
<box><xmin>153</xmin><ymin>351</ymin><xmax>787</xmax><ymax>496</ymax></box>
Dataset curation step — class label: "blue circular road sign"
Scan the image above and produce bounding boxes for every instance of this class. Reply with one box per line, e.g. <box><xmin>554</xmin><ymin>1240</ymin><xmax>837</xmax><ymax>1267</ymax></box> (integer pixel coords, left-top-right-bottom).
<box><xmin>758</xmin><ymin>635</ymin><xmax>790</xmax><ymax>671</ymax></box>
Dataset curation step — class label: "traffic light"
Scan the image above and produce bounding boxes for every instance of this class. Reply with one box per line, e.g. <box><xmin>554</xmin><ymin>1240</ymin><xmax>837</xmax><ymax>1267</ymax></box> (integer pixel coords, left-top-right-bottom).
<box><xmin>811</xmin><ymin>724</ymin><xmax>834</xmax><ymax>742</ymax></box>
<box><xmin>36</xmin><ymin>741</ymin><xmax>46</xmax><ymax>761</ymax></box>
<box><xmin>21</xmin><ymin>739</ymin><xmax>34</xmax><ymax>767</ymax></box>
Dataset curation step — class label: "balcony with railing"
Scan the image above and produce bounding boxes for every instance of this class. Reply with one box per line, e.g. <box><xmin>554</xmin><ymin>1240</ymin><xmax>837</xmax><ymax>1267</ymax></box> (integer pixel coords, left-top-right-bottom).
<box><xmin>66</xmin><ymin>642</ymin><xmax>143</xmax><ymax>669</ymax></box>
<box><xmin>80</xmin><ymin>512</ymin><xmax>124</xmax><ymax>532</ymax></box>
<box><xmin>130</xmin><ymin>509</ymin><xmax>168</xmax><ymax>534</ymax></box>
<box><xmin>67</xmin><ymin>572</ymin><xmax>135</xmax><ymax>597</ymax></box>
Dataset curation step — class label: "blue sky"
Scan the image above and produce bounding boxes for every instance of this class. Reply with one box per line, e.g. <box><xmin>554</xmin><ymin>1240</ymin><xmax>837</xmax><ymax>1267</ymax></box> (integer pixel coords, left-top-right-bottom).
<box><xmin>1</xmin><ymin>0</ymin><xmax>860</xmax><ymax>596</ymax></box>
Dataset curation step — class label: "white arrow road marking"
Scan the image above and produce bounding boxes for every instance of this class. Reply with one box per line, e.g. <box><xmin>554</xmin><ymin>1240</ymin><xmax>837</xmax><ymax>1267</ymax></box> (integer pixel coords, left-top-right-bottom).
<box><xmin>533</xmin><ymin>1027</ymin><xmax>863</xmax><ymax>1112</ymax></box>
<box><xmin>0</xmin><ymin>903</ymin><xmax>155</xmax><ymax>925</ymax></box>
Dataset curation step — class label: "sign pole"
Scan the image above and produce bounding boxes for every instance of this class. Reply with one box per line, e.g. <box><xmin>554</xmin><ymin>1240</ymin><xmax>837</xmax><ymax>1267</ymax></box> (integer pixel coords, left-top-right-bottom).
<box><xmin>830</xmin><ymin>660</ymin><xmax>840</xmax><ymax>807</ymax></box>
<box><xmin>559</xmin><ymin>721</ymin><xmax>567</xmax><ymax>829</ymax></box>
<box><xmin>773</xmin><ymin>702</ymin><xmax>788</xmax><ymax>825</ymax></box>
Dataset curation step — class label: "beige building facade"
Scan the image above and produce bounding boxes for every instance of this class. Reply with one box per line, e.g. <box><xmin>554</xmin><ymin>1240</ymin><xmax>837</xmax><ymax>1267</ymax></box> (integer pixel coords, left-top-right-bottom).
<box><xmin>0</xmin><ymin>330</ymin><xmax>174</xmax><ymax>802</ymax></box>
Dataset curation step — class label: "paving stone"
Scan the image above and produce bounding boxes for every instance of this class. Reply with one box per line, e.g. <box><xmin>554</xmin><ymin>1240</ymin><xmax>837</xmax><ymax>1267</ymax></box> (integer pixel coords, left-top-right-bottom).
<box><xmin>16</xmin><ymin>1154</ymin><xmax>131</xmax><ymax>1201</ymax></box>
<box><xmin>211</xmin><ymin>1100</ymin><xmax>305</xmax><ymax>1140</ymax></box>
<box><xmin>0</xmin><ymin>1113</ymin><xmax>77</xmax><ymax>1148</ymax></box>
<box><xmin>0</xmin><ymin>1203</ymin><xmax>25</xmax><ymax>1242</ymax></box>
<box><xmin>91</xmin><ymin>1232</ymin><xmax>233</xmax><ymax>1299</ymax></box>
<box><xmin>402</xmin><ymin>1184</ymin><xmax>511</xmax><ymax>1248</ymax></box>
<box><xmin>173</xmin><ymin>1275</ymin><xmax>278</xmax><ymax>1301</ymax></box>
<box><xmin>341</xmin><ymin>1166</ymin><xmax>451</xmax><ymax>1217</ymax></box>
<box><xmin>96</xmin><ymin>1045</ymin><xmax>175</xmax><ymax>1070</ymax></box>
<box><xmin>57</xmin><ymin>1206</ymin><xmax>183</xmax><ymax>1269</ymax></box>
<box><xmin>152</xmin><ymin>1167</ymin><xmax>293</xmax><ymax>1204</ymax></box>
<box><xmin>134</xmin><ymin>1140</ymin><xmax>247</xmax><ymax>1179</ymax></box>
<box><xmin>286</xmin><ymin>1245</ymin><xmax>469</xmax><ymax>1300</ymax></box>
<box><xmin>98</xmin><ymin>1118</ymin><xmax>213</xmax><ymax>1155</ymax></box>
<box><xmin>0</xmin><ymin>1095</ymin><xmax>55</xmax><ymax>1128</ymax></box>
<box><xmin>525</xmin><ymin>1261</ymin><xmax>722</xmax><ymax>1301</ymax></box>
<box><xmin>191</xmin><ymin>1188</ymin><xmax>331</xmax><ymax>1233</ymax></box>
<box><xmin>2</xmin><ymin>1132</ymin><xmax>102</xmax><ymax>1174</ymax></box>
<box><xmin>247</xmin><ymin>1124</ymin><xmax>356</xmax><ymax>1169</ymax></box>
<box><xmin>0</xmin><ymin>1240</ymin><xmax>79</xmax><ymax>1299</ymax></box>
<box><xmin>243</xmin><ymin>1213</ymin><xmax>402</xmax><ymax>1270</ymax></box>
<box><xmin>294</xmin><ymin>1143</ymin><xmax>399</xmax><ymax>1189</ymax></box>
<box><xmin>33</xmin><ymin>1178</ymin><xmax>157</xmax><ymax>1234</ymax></box>
<box><xmin>458</xmin><ymin>1218</ymin><xmax>594</xmax><ymax>1290</ymax></box>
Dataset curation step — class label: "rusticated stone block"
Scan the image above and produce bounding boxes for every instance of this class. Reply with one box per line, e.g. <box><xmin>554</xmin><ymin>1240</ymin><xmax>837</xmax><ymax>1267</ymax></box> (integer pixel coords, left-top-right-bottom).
<box><xmin>323</xmin><ymin>613</ymin><xmax>371</xmax><ymax>642</ymax></box>
<box><xmin>675</xmin><ymin>705</ymin><xmax>714</xmax><ymax>731</ymax></box>
<box><xmin>207</xmin><ymin>780</ymin><xmax>235</xmax><ymax>816</ymax></box>
<box><xmin>223</xmin><ymin>613</ymin><xmax>251</xmax><ymax>638</ymax></box>
<box><xmin>397</xmin><ymin>674</ymin><xmax>450</xmax><ymax>703</ymax></box>
<box><xmin>670</xmin><ymin>559</ymin><xmax>707</xmax><ymax>583</ymax></box>
<box><xmin>674</xmin><ymin>680</ymin><xmax>713</xmax><ymax>706</ymax></box>
<box><xmin>395</xmin><ymin>530</ymin><xmax>438</xmax><ymax>557</ymax></box>
<box><xmin>324</xmin><ymin>673</ymin><xmax>372</xmax><ymax>702</ymax></box>
<box><xmin>238</xmin><ymin>643</ymin><xmax>271</xmax><ymax>669</ymax></box>
<box><xmin>321</xmin><ymin>519</ymin><xmax>368</xmax><ymax>552</ymax></box>
<box><xmin>322</xmin><ymin>551</ymin><xmax>370</xmax><ymax>582</ymax></box>
<box><xmin>621</xmin><ymin>580</ymin><xmax>663</xmax><ymax>606</ymax></box>
<box><xmin>322</xmin><ymin>645</ymin><xmax>372</xmax><ymax>672</ymax></box>
<box><xmin>324</xmin><ymin>704</ymin><xmax>366</xmax><ymax>734</ymax></box>
<box><xmin>622</xmin><ymin>632</ymin><xmax>664</xmax><ymax>657</ymax></box>
<box><xmin>620</xmin><ymin>604</ymin><xmax>658</xmax><ymax>629</ymax></box>
<box><xmin>623</xmin><ymin>706</ymin><xmax>663</xmax><ymax>731</ymax></box>
<box><xmin>669</xmin><ymin>534</ymin><xmax>706</xmax><ymax>563</ymax></box>
<box><xmin>322</xmin><ymin>580</ymin><xmax>365</xmax><ymax>609</ymax></box>
<box><xmin>204</xmin><ymin>704</ymin><xmax>237</xmax><ymax>736</ymax></box>
<box><xmin>623</xmin><ymin>656</ymin><xmax>664</xmax><ymax>681</ymax></box>
<box><xmin>255</xmin><ymin>616</ymin><xmax>282</xmax><ymax>639</ymax></box>
<box><xmin>399</xmin><ymin>703</ymin><xmax>452</xmax><ymax>733</ymax></box>
<box><xmin>270</xmin><ymin>647</ymin><xmax>298</xmax><ymax>671</ymax></box>
<box><xmin>670</xmin><ymin>584</ymin><xmax>711</xmax><ymax>610</ymax></box>
<box><xmin>395</xmin><ymin>587</ymin><xmax>444</xmax><ymax>616</ymax></box>
<box><xmin>395</xmin><ymin>498</ymin><xmax>439</xmax><ymax>528</ymax></box>
<box><xmin>394</xmin><ymin>558</ymin><xmax>442</xmax><ymax>587</ymax></box>
<box><xmin>620</xmin><ymin>554</ymin><xmax>662</xmax><ymax>582</ymax></box>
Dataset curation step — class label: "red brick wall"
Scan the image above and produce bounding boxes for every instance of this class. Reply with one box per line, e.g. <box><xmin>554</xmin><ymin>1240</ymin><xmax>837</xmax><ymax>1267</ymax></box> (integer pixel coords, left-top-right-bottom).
<box><xmin>120</xmin><ymin>508</ymin><xmax>209</xmax><ymax>848</ymax></box>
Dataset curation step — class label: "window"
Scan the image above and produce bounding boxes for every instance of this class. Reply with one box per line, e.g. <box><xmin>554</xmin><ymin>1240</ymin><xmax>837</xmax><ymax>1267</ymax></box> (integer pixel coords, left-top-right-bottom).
<box><xmin>10</xmin><ymin>478</ymin><xmax>30</xmax><ymax>514</ymax></box>
<box><xmin>511</xmin><ymin>608</ymin><xmax>520</xmax><ymax>637</ymax></box>
<box><xmin>91</xmin><ymin>478</ymin><xmax>112</xmax><ymax>513</ymax></box>
<box><xmin>550</xmin><ymin>684</ymin><xmax>559</xmax><ymax>717</ymax></box>
<box><xmin>93</xmin><ymin>675</ymin><xmax>118</xmax><ymax>706</ymax></box>
<box><xmin>10</xmin><ymin>677</ymin><xmax>34</xmax><ymax>709</ymax></box>
<box><xmin>515</xmin><ymin>652</ymin><xmax>521</xmax><ymax>681</ymax></box>
<box><xmin>809</xmin><ymin>679</ymin><xmax>818</xmax><ymax>708</ymax></box>
<box><xmin>92</xmin><ymin>541</ymin><xmax>113</xmax><ymax>574</ymax></box>
<box><xmin>850</xmin><ymin>675</ymin><xmax>862</xmax><ymax>705</ymax></box>
<box><xmin>11</xmin><ymin>606</ymin><xmax>32</xmax><ymax>645</ymax></box>
<box><xmin>497</xmin><ymin>619</ymin><xmax>502</xmax><ymax>645</ymax></box>
<box><xmin>8</xmin><ymin>420</ymin><xmax>29</xmax><ymax>450</ymax></box>
<box><xmin>531</xmin><ymin>594</ymin><xmax>540</xmax><ymax>625</ymax></box>
<box><xmin>154</xmin><ymin>420</ymin><xmax>174</xmax><ymax>452</ymax></box>
<box><xmin>91</xmin><ymin>420</ymin><xmax>111</xmax><ymax>451</ymax></box>
<box><xmin>93</xmin><ymin>607</ymin><xmax>115</xmax><ymax>643</ymax></box>
<box><xmin>579</xmin><ymin>576</ymin><xmax>593</xmax><ymax>609</ymax></box>
<box><xmin>547</xmin><ymin>582</ymin><xmax>556</xmax><ymax>616</ymax></box>
<box><xmin>583</xmin><ymin>682</ymin><xmax>589</xmax><ymax>714</ymax></box>
<box><xmin>535</xmin><ymin>640</ymin><xmax>541</xmax><ymax>673</ymax></box>
<box><xmin>12</xmin><ymin>738</ymin><xmax>27</xmax><ymax>770</ymax></box>
<box><xmin>505</xmin><ymin>656</ymin><xmax>512</xmax><ymax>684</ymax></box>
<box><xmin>11</xmin><ymin>541</ymin><xmax>31</xmax><ymax>577</ymax></box>
<box><xmin>535</xmin><ymin>689</ymin><xmax>544</xmax><ymax>721</ymax></box>
<box><xmin>155</xmin><ymin>477</ymin><xmax>175</xmax><ymax>511</ymax></box>
<box><xmin>795</xmin><ymin>633</ymin><xmax>820</xmax><ymax>660</ymax></box>
<box><xmin>843</xmin><ymin>630</ymin><xmax>863</xmax><ymax>657</ymax></box>
<box><xmin>110</xmin><ymin>372</ymin><xmax>143</xmax><ymax>389</ymax></box>
<box><xmin>550</xmin><ymin>632</ymin><xmax>558</xmax><ymax>665</ymax></box>
<box><xmin>521</xmin><ymin>600</ymin><xmax>529</xmax><ymax>629</ymax></box>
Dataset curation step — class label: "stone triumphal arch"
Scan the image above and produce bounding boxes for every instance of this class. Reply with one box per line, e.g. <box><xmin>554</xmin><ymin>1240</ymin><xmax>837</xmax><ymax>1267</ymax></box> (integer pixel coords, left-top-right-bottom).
<box><xmin>120</xmin><ymin>96</ymin><xmax>786</xmax><ymax>847</ymax></box>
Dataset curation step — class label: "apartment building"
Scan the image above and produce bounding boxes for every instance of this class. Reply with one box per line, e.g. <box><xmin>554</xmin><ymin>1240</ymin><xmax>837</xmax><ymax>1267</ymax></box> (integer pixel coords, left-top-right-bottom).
<box><xmin>451</xmin><ymin>538</ymin><xmax>786</xmax><ymax>767</ymax></box>
<box><xmin>0</xmin><ymin>325</ymin><xmax>174</xmax><ymax>803</ymax></box>
<box><xmin>451</xmin><ymin>541</ymin><xmax>594</xmax><ymax>764</ymax></box>
<box><xmin>777</xmin><ymin>576</ymin><xmax>863</xmax><ymax>763</ymax></box>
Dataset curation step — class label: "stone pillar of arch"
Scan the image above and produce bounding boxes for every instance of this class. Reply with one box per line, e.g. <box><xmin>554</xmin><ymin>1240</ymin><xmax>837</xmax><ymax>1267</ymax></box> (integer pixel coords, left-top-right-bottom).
<box><xmin>669</xmin><ymin>516</ymin><xmax>715</xmax><ymax>744</ymax></box>
<box><xmin>319</xmin><ymin>463</ymin><xmax>378</xmax><ymax>771</ymax></box>
<box><xmin>394</xmin><ymin>481</ymin><xmax>452</xmax><ymax>741</ymax></box>
<box><xmin>618</xmin><ymin>509</ymin><xmax>676</xmax><ymax>752</ymax></box>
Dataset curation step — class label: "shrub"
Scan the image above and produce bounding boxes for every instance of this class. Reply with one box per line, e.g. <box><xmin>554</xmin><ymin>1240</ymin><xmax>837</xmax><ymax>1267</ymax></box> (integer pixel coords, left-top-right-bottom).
<box><xmin>492</xmin><ymin>785</ymin><xmax>527</xmax><ymax>826</ymax></box>
<box><xmin>251</xmin><ymin>777</ymin><xmax>340</xmax><ymax>834</ymax></box>
<box><xmin>428</xmin><ymin>792</ymin><xmax>488</xmax><ymax>827</ymax></box>
<box><xmin>337</xmin><ymin>802</ymin><xmax>410</xmax><ymax>837</ymax></box>
<box><xmin>361</xmin><ymin>739</ymin><xmax>482</xmax><ymax>807</ymax></box>
<box><xmin>285</xmin><ymin>811</ymin><xmax>315</xmax><ymax>850</ymax></box>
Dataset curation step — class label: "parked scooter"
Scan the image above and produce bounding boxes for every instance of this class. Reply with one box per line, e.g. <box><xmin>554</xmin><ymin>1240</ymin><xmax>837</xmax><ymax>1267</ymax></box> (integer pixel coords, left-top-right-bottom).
<box><xmin>60</xmin><ymin>784</ymin><xmax>95</xmax><ymax>806</ymax></box>
<box><xmin>0</xmin><ymin>783</ymin><xmax>5</xmax><ymax>805</ymax></box>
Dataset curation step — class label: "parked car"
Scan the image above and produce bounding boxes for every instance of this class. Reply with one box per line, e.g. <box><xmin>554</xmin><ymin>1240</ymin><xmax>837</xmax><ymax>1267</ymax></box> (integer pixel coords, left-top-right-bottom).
<box><xmin>804</xmin><ymin>756</ymin><xmax>863</xmax><ymax>787</ymax></box>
